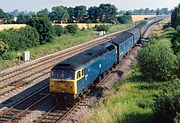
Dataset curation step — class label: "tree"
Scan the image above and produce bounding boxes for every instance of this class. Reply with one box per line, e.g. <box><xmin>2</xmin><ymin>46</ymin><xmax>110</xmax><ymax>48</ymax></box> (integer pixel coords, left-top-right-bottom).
<box><xmin>96</xmin><ymin>4</ymin><xmax>117</xmax><ymax>23</ymax></box>
<box><xmin>117</xmin><ymin>12</ymin><xmax>132</xmax><ymax>24</ymax></box>
<box><xmin>28</xmin><ymin>15</ymin><xmax>53</xmax><ymax>44</ymax></box>
<box><xmin>138</xmin><ymin>40</ymin><xmax>178</xmax><ymax>81</ymax></box>
<box><xmin>87</xmin><ymin>6</ymin><xmax>98</xmax><ymax>22</ymax></box>
<box><xmin>67</xmin><ymin>7</ymin><xmax>75</xmax><ymax>23</ymax></box>
<box><xmin>144</xmin><ymin>8</ymin><xmax>150</xmax><ymax>15</ymax></box>
<box><xmin>171</xmin><ymin>4</ymin><xmax>180</xmax><ymax>28</ymax></box>
<box><xmin>0</xmin><ymin>8</ymin><xmax>6</xmax><ymax>18</ymax></box>
<box><xmin>37</xmin><ymin>8</ymin><xmax>49</xmax><ymax>17</ymax></box>
<box><xmin>49</xmin><ymin>6</ymin><xmax>69</xmax><ymax>23</ymax></box>
<box><xmin>74</xmin><ymin>5</ymin><xmax>87</xmax><ymax>23</ymax></box>
<box><xmin>16</xmin><ymin>14</ymin><xmax>30</xmax><ymax>24</ymax></box>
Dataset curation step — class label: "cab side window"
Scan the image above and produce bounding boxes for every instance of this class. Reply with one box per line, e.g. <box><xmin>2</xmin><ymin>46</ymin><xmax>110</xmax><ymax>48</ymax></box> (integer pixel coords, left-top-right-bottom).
<box><xmin>82</xmin><ymin>69</ymin><xmax>84</xmax><ymax>77</ymax></box>
<box><xmin>77</xmin><ymin>71</ymin><xmax>81</xmax><ymax>79</ymax></box>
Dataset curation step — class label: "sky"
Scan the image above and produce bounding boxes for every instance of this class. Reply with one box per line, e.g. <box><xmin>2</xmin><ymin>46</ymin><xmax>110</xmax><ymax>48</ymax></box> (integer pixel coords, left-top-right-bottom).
<box><xmin>0</xmin><ymin>0</ymin><xmax>179</xmax><ymax>12</ymax></box>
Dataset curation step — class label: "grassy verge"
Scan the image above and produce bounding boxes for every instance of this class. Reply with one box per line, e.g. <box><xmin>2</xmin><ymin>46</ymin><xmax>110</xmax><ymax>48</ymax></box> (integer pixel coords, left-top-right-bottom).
<box><xmin>0</xmin><ymin>23</ymin><xmax>133</xmax><ymax>70</ymax></box>
<box><xmin>82</xmin><ymin>66</ymin><xmax>165</xmax><ymax>123</ymax></box>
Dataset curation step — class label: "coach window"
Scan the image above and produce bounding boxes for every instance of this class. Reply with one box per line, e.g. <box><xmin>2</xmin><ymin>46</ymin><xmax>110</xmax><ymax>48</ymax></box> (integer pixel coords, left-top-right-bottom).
<box><xmin>77</xmin><ymin>71</ymin><xmax>81</xmax><ymax>79</ymax></box>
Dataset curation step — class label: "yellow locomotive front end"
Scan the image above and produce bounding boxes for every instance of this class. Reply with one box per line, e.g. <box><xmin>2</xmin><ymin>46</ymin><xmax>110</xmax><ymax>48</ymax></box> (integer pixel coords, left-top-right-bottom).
<box><xmin>50</xmin><ymin>70</ymin><xmax>77</xmax><ymax>95</ymax></box>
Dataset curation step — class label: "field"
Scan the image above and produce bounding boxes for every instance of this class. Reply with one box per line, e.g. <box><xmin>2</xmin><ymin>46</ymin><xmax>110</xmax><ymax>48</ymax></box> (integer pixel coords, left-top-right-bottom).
<box><xmin>0</xmin><ymin>24</ymin><xmax>26</xmax><ymax>31</ymax></box>
<box><xmin>54</xmin><ymin>23</ymin><xmax>100</xmax><ymax>29</ymax></box>
<box><xmin>131</xmin><ymin>15</ymin><xmax>156</xmax><ymax>22</ymax></box>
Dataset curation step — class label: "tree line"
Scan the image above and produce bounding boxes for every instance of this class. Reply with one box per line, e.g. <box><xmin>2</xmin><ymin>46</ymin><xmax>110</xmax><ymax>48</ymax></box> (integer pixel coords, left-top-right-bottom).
<box><xmin>0</xmin><ymin>4</ymin><xmax>119</xmax><ymax>24</ymax></box>
<box><xmin>122</xmin><ymin>8</ymin><xmax>171</xmax><ymax>15</ymax></box>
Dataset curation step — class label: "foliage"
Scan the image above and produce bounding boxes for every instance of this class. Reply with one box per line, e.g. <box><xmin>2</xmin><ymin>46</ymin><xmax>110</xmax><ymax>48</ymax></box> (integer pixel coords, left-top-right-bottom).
<box><xmin>1</xmin><ymin>52</ymin><xmax>17</xmax><ymax>60</ymax></box>
<box><xmin>67</xmin><ymin>7</ymin><xmax>75</xmax><ymax>23</ymax></box>
<box><xmin>16</xmin><ymin>14</ymin><xmax>30</xmax><ymax>24</ymax></box>
<box><xmin>53</xmin><ymin>25</ymin><xmax>64</xmax><ymax>36</ymax></box>
<box><xmin>138</xmin><ymin>40</ymin><xmax>178</xmax><ymax>81</ymax></box>
<box><xmin>0</xmin><ymin>40</ymin><xmax>8</xmax><ymax>55</ymax></box>
<box><xmin>153</xmin><ymin>79</ymin><xmax>180</xmax><ymax>123</ymax></box>
<box><xmin>171</xmin><ymin>4</ymin><xmax>180</xmax><ymax>28</ymax></box>
<box><xmin>117</xmin><ymin>12</ymin><xmax>132</xmax><ymax>24</ymax></box>
<box><xmin>87</xmin><ymin>6</ymin><xmax>98</xmax><ymax>22</ymax></box>
<box><xmin>28</xmin><ymin>15</ymin><xmax>53</xmax><ymax>44</ymax></box>
<box><xmin>95</xmin><ymin>24</ymin><xmax>109</xmax><ymax>32</ymax></box>
<box><xmin>172</xmin><ymin>26</ymin><xmax>180</xmax><ymax>54</ymax></box>
<box><xmin>74</xmin><ymin>5</ymin><xmax>87</xmax><ymax>23</ymax></box>
<box><xmin>49</xmin><ymin>6</ymin><xmax>69</xmax><ymax>23</ymax></box>
<box><xmin>65</xmin><ymin>25</ymin><xmax>79</xmax><ymax>35</ymax></box>
<box><xmin>0</xmin><ymin>26</ymin><xmax>39</xmax><ymax>51</ymax></box>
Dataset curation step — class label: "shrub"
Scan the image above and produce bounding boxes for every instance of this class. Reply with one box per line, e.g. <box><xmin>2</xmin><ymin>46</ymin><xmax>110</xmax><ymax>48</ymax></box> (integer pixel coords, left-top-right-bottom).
<box><xmin>138</xmin><ymin>40</ymin><xmax>178</xmax><ymax>81</ymax></box>
<box><xmin>153</xmin><ymin>79</ymin><xmax>180</xmax><ymax>123</ymax></box>
<box><xmin>171</xmin><ymin>26</ymin><xmax>180</xmax><ymax>54</ymax></box>
<box><xmin>18</xmin><ymin>26</ymin><xmax>40</xmax><ymax>48</ymax></box>
<box><xmin>117</xmin><ymin>12</ymin><xmax>132</xmax><ymax>24</ymax></box>
<box><xmin>0</xmin><ymin>26</ymin><xmax>39</xmax><ymax>51</ymax></box>
<box><xmin>95</xmin><ymin>25</ymin><xmax>109</xmax><ymax>32</ymax></box>
<box><xmin>65</xmin><ymin>25</ymin><xmax>79</xmax><ymax>35</ymax></box>
<box><xmin>1</xmin><ymin>52</ymin><xmax>17</xmax><ymax>60</ymax></box>
<box><xmin>27</xmin><ymin>15</ymin><xmax>53</xmax><ymax>44</ymax></box>
<box><xmin>0</xmin><ymin>40</ymin><xmax>8</xmax><ymax>55</ymax></box>
<box><xmin>53</xmin><ymin>25</ymin><xmax>64</xmax><ymax>36</ymax></box>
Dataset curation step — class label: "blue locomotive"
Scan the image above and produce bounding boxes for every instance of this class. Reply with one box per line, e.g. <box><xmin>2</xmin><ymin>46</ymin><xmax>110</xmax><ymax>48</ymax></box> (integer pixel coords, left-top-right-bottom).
<box><xmin>50</xmin><ymin>16</ymin><xmax>166</xmax><ymax>101</ymax></box>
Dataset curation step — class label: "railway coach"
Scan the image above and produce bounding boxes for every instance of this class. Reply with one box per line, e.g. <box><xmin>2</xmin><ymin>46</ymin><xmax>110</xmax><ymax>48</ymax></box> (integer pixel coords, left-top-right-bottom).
<box><xmin>50</xmin><ymin>42</ymin><xmax>117</xmax><ymax>101</ymax></box>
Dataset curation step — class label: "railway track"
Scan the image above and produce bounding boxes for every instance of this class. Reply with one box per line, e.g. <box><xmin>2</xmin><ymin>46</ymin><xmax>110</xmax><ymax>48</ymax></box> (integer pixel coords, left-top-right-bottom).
<box><xmin>0</xmin><ymin>28</ymin><xmax>130</xmax><ymax>98</ymax></box>
<box><xmin>0</xmin><ymin>85</ymin><xmax>50</xmax><ymax>122</ymax></box>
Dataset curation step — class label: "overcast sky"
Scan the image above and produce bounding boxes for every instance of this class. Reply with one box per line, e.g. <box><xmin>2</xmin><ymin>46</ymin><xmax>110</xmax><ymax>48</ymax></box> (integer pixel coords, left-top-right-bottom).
<box><xmin>0</xmin><ymin>0</ymin><xmax>179</xmax><ymax>12</ymax></box>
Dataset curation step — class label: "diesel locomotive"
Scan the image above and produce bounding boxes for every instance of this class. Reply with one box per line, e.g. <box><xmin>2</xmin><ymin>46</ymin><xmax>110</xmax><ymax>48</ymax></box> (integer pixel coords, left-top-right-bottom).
<box><xmin>49</xmin><ymin>16</ymin><xmax>166</xmax><ymax>102</ymax></box>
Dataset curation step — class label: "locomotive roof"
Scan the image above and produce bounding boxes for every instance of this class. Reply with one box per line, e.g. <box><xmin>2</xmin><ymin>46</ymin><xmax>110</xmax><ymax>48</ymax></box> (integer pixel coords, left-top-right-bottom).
<box><xmin>127</xmin><ymin>27</ymin><xmax>140</xmax><ymax>35</ymax></box>
<box><xmin>52</xmin><ymin>42</ymin><xmax>114</xmax><ymax>70</ymax></box>
<box><xmin>111</xmin><ymin>32</ymin><xmax>133</xmax><ymax>45</ymax></box>
<box><xmin>136</xmin><ymin>21</ymin><xmax>148</xmax><ymax>28</ymax></box>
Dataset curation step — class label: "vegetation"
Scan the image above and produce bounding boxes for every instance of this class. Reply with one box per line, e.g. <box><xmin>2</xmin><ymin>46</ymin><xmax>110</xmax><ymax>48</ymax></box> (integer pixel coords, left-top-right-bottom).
<box><xmin>171</xmin><ymin>4</ymin><xmax>180</xmax><ymax>28</ymax></box>
<box><xmin>65</xmin><ymin>25</ymin><xmax>79</xmax><ymax>35</ymax></box>
<box><xmin>0</xmin><ymin>26</ymin><xmax>39</xmax><ymax>51</ymax></box>
<box><xmin>138</xmin><ymin>39</ymin><xmax>178</xmax><ymax>81</ymax></box>
<box><xmin>27</xmin><ymin>15</ymin><xmax>53</xmax><ymax>44</ymax></box>
<box><xmin>171</xmin><ymin>26</ymin><xmax>180</xmax><ymax>54</ymax></box>
<box><xmin>117</xmin><ymin>12</ymin><xmax>132</xmax><ymax>24</ymax></box>
<box><xmin>153</xmin><ymin>79</ymin><xmax>180</xmax><ymax>123</ymax></box>
<box><xmin>95</xmin><ymin>25</ymin><xmax>109</xmax><ymax>32</ymax></box>
<box><xmin>53</xmin><ymin>25</ymin><xmax>64</xmax><ymax>36</ymax></box>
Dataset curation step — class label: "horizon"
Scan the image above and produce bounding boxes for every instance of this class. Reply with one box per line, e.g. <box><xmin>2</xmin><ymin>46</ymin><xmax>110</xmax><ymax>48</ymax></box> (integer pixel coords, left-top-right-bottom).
<box><xmin>0</xmin><ymin>0</ymin><xmax>179</xmax><ymax>12</ymax></box>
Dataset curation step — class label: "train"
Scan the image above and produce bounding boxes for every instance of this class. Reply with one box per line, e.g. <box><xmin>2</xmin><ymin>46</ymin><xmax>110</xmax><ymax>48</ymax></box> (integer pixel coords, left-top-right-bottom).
<box><xmin>49</xmin><ymin>16</ymin><xmax>166</xmax><ymax>103</ymax></box>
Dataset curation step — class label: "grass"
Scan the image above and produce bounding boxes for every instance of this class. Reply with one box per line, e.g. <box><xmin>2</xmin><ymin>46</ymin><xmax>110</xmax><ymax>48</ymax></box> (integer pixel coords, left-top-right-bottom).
<box><xmin>82</xmin><ymin>67</ymin><xmax>164</xmax><ymax>123</ymax></box>
<box><xmin>0</xmin><ymin>23</ymin><xmax>133</xmax><ymax>70</ymax></box>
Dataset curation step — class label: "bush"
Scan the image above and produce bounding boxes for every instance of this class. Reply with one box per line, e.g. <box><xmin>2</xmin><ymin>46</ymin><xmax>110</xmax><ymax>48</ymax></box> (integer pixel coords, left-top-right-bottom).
<box><xmin>53</xmin><ymin>25</ymin><xmax>64</xmax><ymax>36</ymax></box>
<box><xmin>0</xmin><ymin>26</ymin><xmax>39</xmax><ymax>51</ymax></box>
<box><xmin>117</xmin><ymin>12</ymin><xmax>132</xmax><ymax>24</ymax></box>
<box><xmin>27</xmin><ymin>15</ymin><xmax>53</xmax><ymax>44</ymax></box>
<box><xmin>1</xmin><ymin>52</ymin><xmax>17</xmax><ymax>60</ymax></box>
<box><xmin>138</xmin><ymin>40</ymin><xmax>178</xmax><ymax>81</ymax></box>
<box><xmin>65</xmin><ymin>25</ymin><xmax>79</xmax><ymax>35</ymax></box>
<box><xmin>153</xmin><ymin>79</ymin><xmax>180</xmax><ymax>123</ymax></box>
<box><xmin>0</xmin><ymin>40</ymin><xmax>8</xmax><ymax>55</ymax></box>
<box><xmin>172</xmin><ymin>26</ymin><xmax>180</xmax><ymax>54</ymax></box>
<box><xmin>95</xmin><ymin>25</ymin><xmax>109</xmax><ymax>32</ymax></box>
